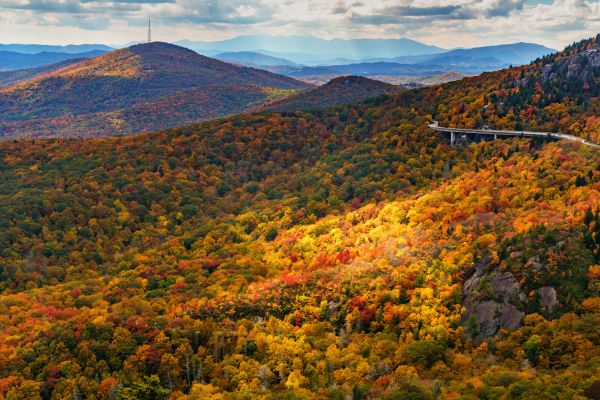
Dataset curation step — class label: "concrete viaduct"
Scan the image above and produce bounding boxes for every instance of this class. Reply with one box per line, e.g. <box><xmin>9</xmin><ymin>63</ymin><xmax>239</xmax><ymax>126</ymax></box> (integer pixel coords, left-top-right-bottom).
<box><xmin>428</xmin><ymin>121</ymin><xmax>600</xmax><ymax>149</ymax></box>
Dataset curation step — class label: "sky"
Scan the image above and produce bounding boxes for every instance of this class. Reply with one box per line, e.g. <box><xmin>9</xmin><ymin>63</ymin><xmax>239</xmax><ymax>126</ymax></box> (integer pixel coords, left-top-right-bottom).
<box><xmin>0</xmin><ymin>0</ymin><xmax>599</xmax><ymax>50</ymax></box>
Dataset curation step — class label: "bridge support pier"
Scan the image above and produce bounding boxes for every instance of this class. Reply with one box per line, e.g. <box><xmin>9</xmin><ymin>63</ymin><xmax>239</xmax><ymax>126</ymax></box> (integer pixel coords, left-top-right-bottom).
<box><xmin>494</xmin><ymin>133</ymin><xmax>497</xmax><ymax>141</ymax></box>
<box><xmin>450</xmin><ymin>131</ymin><xmax>455</xmax><ymax>147</ymax></box>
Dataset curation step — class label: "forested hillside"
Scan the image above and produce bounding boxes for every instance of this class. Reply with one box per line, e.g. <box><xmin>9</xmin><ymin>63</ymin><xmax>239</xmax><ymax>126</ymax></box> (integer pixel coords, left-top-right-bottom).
<box><xmin>0</xmin><ymin>36</ymin><xmax>599</xmax><ymax>400</ymax></box>
<box><xmin>0</xmin><ymin>42</ymin><xmax>310</xmax><ymax>140</ymax></box>
<box><xmin>262</xmin><ymin>76</ymin><xmax>403</xmax><ymax>112</ymax></box>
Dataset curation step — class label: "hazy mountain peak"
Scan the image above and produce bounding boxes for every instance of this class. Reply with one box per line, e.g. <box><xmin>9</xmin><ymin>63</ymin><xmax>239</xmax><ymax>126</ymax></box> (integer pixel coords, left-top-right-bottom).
<box><xmin>177</xmin><ymin>34</ymin><xmax>446</xmax><ymax>60</ymax></box>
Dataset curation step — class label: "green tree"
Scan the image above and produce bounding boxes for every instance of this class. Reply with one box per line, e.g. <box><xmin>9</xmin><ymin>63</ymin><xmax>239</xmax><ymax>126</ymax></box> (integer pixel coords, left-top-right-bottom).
<box><xmin>401</xmin><ymin>340</ymin><xmax>447</xmax><ymax>368</ymax></box>
<box><xmin>115</xmin><ymin>375</ymin><xmax>170</xmax><ymax>400</ymax></box>
<box><xmin>466</xmin><ymin>315</ymin><xmax>479</xmax><ymax>340</ymax></box>
<box><xmin>384</xmin><ymin>381</ymin><xmax>433</xmax><ymax>400</ymax></box>
<box><xmin>524</xmin><ymin>335</ymin><xmax>541</xmax><ymax>366</ymax></box>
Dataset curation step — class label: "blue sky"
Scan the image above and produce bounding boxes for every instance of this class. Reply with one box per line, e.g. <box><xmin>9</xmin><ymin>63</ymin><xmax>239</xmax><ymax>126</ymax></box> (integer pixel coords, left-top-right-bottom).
<box><xmin>0</xmin><ymin>0</ymin><xmax>598</xmax><ymax>49</ymax></box>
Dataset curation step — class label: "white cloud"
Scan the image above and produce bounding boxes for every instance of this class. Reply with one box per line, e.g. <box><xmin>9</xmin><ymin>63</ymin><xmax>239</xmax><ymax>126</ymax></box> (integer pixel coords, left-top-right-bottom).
<box><xmin>0</xmin><ymin>0</ymin><xmax>598</xmax><ymax>48</ymax></box>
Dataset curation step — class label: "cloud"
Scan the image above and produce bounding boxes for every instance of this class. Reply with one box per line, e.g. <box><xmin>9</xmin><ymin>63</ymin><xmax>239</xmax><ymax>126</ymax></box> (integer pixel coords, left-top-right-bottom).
<box><xmin>382</xmin><ymin>5</ymin><xmax>461</xmax><ymax>17</ymax></box>
<box><xmin>0</xmin><ymin>0</ymin><xmax>86</xmax><ymax>13</ymax></box>
<box><xmin>0</xmin><ymin>0</ymin><xmax>154</xmax><ymax>13</ymax></box>
<box><xmin>84</xmin><ymin>0</ymin><xmax>175</xmax><ymax>4</ymax></box>
<box><xmin>47</xmin><ymin>15</ymin><xmax>112</xmax><ymax>29</ymax></box>
<box><xmin>349</xmin><ymin>0</ymin><xmax>531</xmax><ymax>25</ymax></box>
<box><xmin>153</xmin><ymin>0</ymin><xmax>276</xmax><ymax>25</ymax></box>
<box><xmin>0</xmin><ymin>0</ymin><xmax>598</xmax><ymax>49</ymax></box>
<box><xmin>468</xmin><ymin>0</ymin><xmax>528</xmax><ymax>17</ymax></box>
<box><xmin>0</xmin><ymin>0</ymin><xmax>274</xmax><ymax>20</ymax></box>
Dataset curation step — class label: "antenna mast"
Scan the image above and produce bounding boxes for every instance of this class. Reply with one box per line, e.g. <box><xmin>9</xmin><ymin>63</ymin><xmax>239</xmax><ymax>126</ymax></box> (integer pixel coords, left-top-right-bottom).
<box><xmin>147</xmin><ymin>19</ymin><xmax>152</xmax><ymax>43</ymax></box>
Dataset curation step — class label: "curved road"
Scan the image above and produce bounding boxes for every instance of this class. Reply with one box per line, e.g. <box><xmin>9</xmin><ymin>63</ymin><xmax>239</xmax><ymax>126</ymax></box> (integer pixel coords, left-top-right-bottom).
<box><xmin>428</xmin><ymin>121</ymin><xmax>600</xmax><ymax>149</ymax></box>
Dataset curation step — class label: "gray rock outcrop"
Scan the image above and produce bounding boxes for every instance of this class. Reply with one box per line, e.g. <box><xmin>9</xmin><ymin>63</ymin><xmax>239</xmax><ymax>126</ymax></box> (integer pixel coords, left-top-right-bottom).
<box><xmin>541</xmin><ymin>48</ymin><xmax>600</xmax><ymax>83</ymax></box>
<box><xmin>461</xmin><ymin>257</ymin><xmax>526</xmax><ymax>342</ymax></box>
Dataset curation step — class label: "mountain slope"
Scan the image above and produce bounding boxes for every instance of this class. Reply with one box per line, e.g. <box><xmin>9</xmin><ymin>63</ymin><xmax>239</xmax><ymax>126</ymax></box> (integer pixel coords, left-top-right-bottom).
<box><xmin>0</xmin><ymin>81</ymin><xmax>598</xmax><ymax>400</ymax></box>
<box><xmin>263</xmin><ymin>75</ymin><xmax>403</xmax><ymax>111</ymax></box>
<box><xmin>0</xmin><ymin>42</ymin><xmax>311</xmax><ymax>139</ymax></box>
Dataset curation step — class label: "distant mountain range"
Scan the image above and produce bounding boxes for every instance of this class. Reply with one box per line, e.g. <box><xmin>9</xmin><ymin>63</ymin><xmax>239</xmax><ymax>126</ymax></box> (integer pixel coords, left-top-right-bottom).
<box><xmin>0</xmin><ymin>41</ymin><xmax>416</xmax><ymax>140</ymax></box>
<box><xmin>0</xmin><ymin>43</ymin><xmax>416</xmax><ymax>140</ymax></box>
<box><xmin>0</xmin><ymin>43</ymin><xmax>113</xmax><ymax>54</ymax></box>
<box><xmin>179</xmin><ymin>38</ymin><xmax>555</xmax><ymax>85</ymax></box>
<box><xmin>258</xmin><ymin>62</ymin><xmax>482</xmax><ymax>85</ymax></box>
<box><xmin>177</xmin><ymin>35</ymin><xmax>446</xmax><ymax>61</ymax></box>
<box><xmin>368</xmin><ymin>42</ymin><xmax>556</xmax><ymax>66</ymax></box>
<box><xmin>0</xmin><ymin>58</ymin><xmax>85</xmax><ymax>88</ymax></box>
<box><xmin>427</xmin><ymin>42</ymin><xmax>555</xmax><ymax>66</ymax></box>
<box><xmin>0</xmin><ymin>37</ymin><xmax>555</xmax><ymax>78</ymax></box>
<box><xmin>0</xmin><ymin>38</ymin><xmax>556</xmax><ymax>92</ymax></box>
<box><xmin>176</xmin><ymin>35</ymin><xmax>555</xmax><ymax>67</ymax></box>
<box><xmin>0</xmin><ymin>42</ymin><xmax>311</xmax><ymax>139</ymax></box>
<box><xmin>215</xmin><ymin>51</ymin><xmax>301</xmax><ymax>67</ymax></box>
<box><xmin>221</xmin><ymin>42</ymin><xmax>556</xmax><ymax>85</ymax></box>
<box><xmin>0</xmin><ymin>50</ymin><xmax>108</xmax><ymax>71</ymax></box>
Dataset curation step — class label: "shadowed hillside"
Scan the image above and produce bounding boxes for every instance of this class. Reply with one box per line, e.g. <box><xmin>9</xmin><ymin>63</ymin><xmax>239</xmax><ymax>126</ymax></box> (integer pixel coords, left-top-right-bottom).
<box><xmin>263</xmin><ymin>75</ymin><xmax>403</xmax><ymax>112</ymax></box>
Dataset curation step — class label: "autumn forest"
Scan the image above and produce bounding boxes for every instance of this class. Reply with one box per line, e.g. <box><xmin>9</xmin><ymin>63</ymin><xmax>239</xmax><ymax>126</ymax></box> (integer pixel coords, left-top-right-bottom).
<box><xmin>0</xmin><ymin>32</ymin><xmax>600</xmax><ymax>400</ymax></box>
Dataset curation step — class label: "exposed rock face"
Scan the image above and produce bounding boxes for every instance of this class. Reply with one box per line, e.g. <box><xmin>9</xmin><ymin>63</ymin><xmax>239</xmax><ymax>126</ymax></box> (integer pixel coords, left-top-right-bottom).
<box><xmin>461</xmin><ymin>257</ymin><xmax>526</xmax><ymax>342</ymax></box>
<box><xmin>465</xmin><ymin>301</ymin><xmax>524</xmax><ymax>338</ymax></box>
<box><xmin>542</xmin><ymin>64</ymin><xmax>554</xmax><ymax>81</ymax></box>
<box><xmin>541</xmin><ymin>47</ymin><xmax>600</xmax><ymax>83</ymax></box>
<box><xmin>580</xmin><ymin>48</ymin><xmax>600</xmax><ymax>68</ymax></box>
<box><xmin>538</xmin><ymin>286</ymin><xmax>558</xmax><ymax>312</ymax></box>
<box><xmin>462</xmin><ymin>226</ymin><xmax>594</xmax><ymax>341</ymax></box>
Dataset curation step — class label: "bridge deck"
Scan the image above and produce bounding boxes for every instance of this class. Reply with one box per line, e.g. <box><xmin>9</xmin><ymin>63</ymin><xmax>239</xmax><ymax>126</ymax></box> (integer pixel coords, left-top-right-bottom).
<box><xmin>428</xmin><ymin>122</ymin><xmax>600</xmax><ymax>149</ymax></box>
